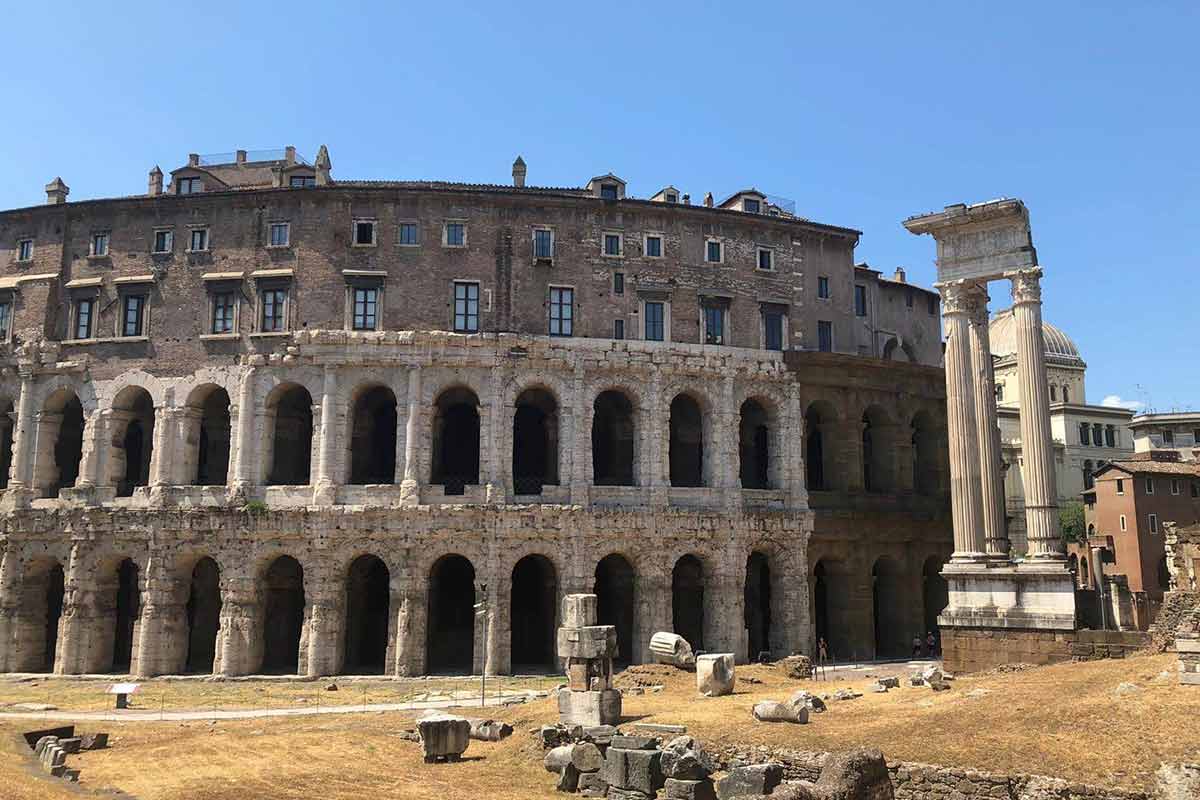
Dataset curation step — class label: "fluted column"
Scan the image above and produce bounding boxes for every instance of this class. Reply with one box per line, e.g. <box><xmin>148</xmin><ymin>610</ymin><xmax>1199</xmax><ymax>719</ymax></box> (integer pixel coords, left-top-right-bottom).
<box><xmin>399</xmin><ymin>366</ymin><xmax>422</xmax><ymax>506</ymax></box>
<box><xmin>938</xmin><ymin>281</ymin><xmax>986</xmax><ymax>561</ymax></box>
<box><xmin>230</xmin><ymin>366</ymin><xmax>257</xmax><ymax>496</ymax></box>
<box><xmin>1010</xmin><ymin>269</ymin><xmax>1064</xmax><ymax>560</ymax></box>
<box><xmin>967</xmin><ymin>282</ymin><xmax>1010</xmax><ymax>558</ymax></box>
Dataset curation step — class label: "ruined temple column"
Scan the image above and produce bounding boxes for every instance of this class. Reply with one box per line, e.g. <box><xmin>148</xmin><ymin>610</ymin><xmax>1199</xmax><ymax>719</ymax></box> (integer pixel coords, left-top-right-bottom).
<box><xmin>313</xmin><ymin>365</ymin><xmax>340</xmax><ymax>505</ymax></box>
<box><xmin>134</xmin><ymin>553</ymin><xmax>186</xmax><ymax>677</ymax></box>
<box><xmin>2</xmin><ymin>372</ymin><xmax>37</xmax><ymax>508</ymax></box>
<box><xmin>938</xmin><ymin>281</ymin><xmax>986</xmax><ymax>561</ymax></box>
<box><xmin>399</xmin><ymin>366</ymin><xmax>422</xmax><ymax>506</ymax></box>
<box><xmin>216</xmin><ymin>576</ymin><xmax>259</xmax><ymax>676</ymax></box>
<box><xmin>966</xmin><ymin>282</ymin><xmax>1010</xmax><ymax>558</ymax></box>
<box><xmin>1010</xmin><ymin>269</ymin><xmax>1064</xmax><ymax>560</ymax></box>
<box><xmin>230</xmin><ymin>365</ymin><xmax>257</xmax><ymax>496</ymax></box>
<box><xmin>305</xmin><ymin>575</ymin><xmax>343</xmax><ymax>677</ymax></box>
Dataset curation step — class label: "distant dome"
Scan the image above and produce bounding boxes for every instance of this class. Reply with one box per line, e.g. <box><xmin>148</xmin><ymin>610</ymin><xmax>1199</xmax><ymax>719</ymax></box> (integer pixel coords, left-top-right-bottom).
<box><xmin>989</xmin><ymin>308</ymin><xmax>1084</xmax><ymax>366</ymax></box>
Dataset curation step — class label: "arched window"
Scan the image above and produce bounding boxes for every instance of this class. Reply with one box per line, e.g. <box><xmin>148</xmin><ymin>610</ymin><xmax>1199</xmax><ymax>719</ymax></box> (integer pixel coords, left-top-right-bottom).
<box><xmin>1083</xmin><ymin>459</ymin><xmax>1094</xmax><ymax>490</ymax></box>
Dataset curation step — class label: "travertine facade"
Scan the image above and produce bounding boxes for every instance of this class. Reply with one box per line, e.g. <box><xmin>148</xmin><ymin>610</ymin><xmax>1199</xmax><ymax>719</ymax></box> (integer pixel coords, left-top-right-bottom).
<box><xmin>0</xmin><ymin>148</ymin><xmax>951</xmax><ymax>677</ymax></box>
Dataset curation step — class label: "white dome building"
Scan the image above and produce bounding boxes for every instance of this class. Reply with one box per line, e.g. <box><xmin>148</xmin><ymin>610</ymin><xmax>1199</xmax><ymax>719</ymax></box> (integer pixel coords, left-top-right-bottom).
<box><xmin>988</xmin><ymin>308</ymin><xmax>1086</xmax><ymax>407</ymax></box>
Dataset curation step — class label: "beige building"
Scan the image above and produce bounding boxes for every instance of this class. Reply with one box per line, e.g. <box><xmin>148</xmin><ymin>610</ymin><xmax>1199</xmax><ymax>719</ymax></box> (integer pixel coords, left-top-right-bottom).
<box><xmin>1130</xmin><ymin>412</ymin><xmax>1200</xmax><ymax>461</ymax></box>
<box><xmin>990</xmin><ymin>310</ymin><xmax>1133</xmax><ymax>553</ymax></box>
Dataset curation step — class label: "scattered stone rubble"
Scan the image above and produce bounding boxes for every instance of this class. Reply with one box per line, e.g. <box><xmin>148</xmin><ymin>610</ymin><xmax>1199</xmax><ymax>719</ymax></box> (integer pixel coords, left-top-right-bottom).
<box><xmin>416</xmin><ymin>713</ymin><xmax>471</xmax><ymax>763</ymax></box>
<box><xmin>778</xmin><ymin>655</ymin><xmax>814</xmax><ymax>680</ymax></box>
<box><xmin>540</xmin><ymin>726</ymin><xmax>720</xmax><ymax>799</ymax></box>
<box><xmin>26</xmin><ymin>726</ymin><xmax>108</xmax><ymax>783</ymax></box>
<box><xmin>650</xmin><ymin>632</ymin><xmax>696</xmax><ymax>669</ymax></box>
<box><xmin>559</xmin><ymin>594</ymin><xmax>622</xmax><ymax>726</ymax></box>
<box><xmin>696</xmin><ymin>653</ymin><xmax>735</xmax><ymax>697</ymax></box>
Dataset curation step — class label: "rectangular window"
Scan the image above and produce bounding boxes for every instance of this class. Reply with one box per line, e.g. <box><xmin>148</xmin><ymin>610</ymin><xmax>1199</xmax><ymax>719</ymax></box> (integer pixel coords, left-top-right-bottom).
<box><xmin>177</xmin><ymin>177</ymin><xmax>201</xmax><ymax>195</ymax></box>
<box><xmin>269</xmin><ymin>222</ymin><xmax>290</xmax><ymax>247</ymax></box>
<box><xmin>533</xmin><ymin>228</ymin><xmax>553</xmax><ymax>259</ymax></box>
<box><xmin>613</xmin><ymin>319</ymin><xmax>625</xmax><ymax>340</ymax></box>
<box><xmin>1093</xmin><ymin>423</ymin><xmax>1103</xmax><ymax>446</ymax></box>
<box><xmin>928</xmin><ymin>295</ymin><xmax>937</xmax><ymax>314</ymax></box>
<box><xmin>703</xmin><ymin>304</ymin><xmax>724</xmax><ymax>345</ymax></box>
<box><xmin>818</xmin><ymin>320</ymin><xmax>833</xmax><ymax>352</ymax></box>
<box><xmin>189</xmin><ymin>228</ymin><xmax>209</xmax><ymax>252</ymax></box>
<box><xmin>289</xmin><ymin>175</ymin><xmax>315</xmax><ymax>188</ymax></box>
<box><xmin>1116</xmin><ymin>478</ymin><xmax>1124</xmax><ymax>495</ymax></box>
<box><xmin>664</xmin><ymin>192</ymin><xmax>677</xmax><ymax>203</ymax></box>
<box><xmin>0</xmin><ymin>302</ymin><xmax>10</xmax><ymax>339</ymax></box>
<box><xmin>398</xmin><ymin>222</ymin><xmax>419</xmax><ymax>246</ymax></box>
<box><xmin>1119</xmin><ymin>514</ymin><xmax>1127</xmax><ymax>532</ymax></box>
<box><xmin>354</xmin><ymin>220</ymin><xmax>376</xmax><ymax>246</ymax></box>
<box><xmin>1145</xmin><ymin>478</ymin><xmax>1154</xmax><ymax>495</ymax></box>
<box><xmin>352</xmin><ymin>286</ymin><xmax>379</xmax><ymax>330</ymax></box>
<box><xmin>211</xmin><ymin>291</ymin><xmax>235</xmax><ymax>334</ymax></box>
<box><xmin>1079</xmin><ymin>422</ymin><xmax>1090</xmax><ymax>446</ymax></box>
<box><xmin>1149</xmin><ymin>513</ymin><xmax>1158</xmax><ymax>534</ymax></box>
<box><xmin>645</xmin><ymin>301</ymin><xmax>664</xmax><ymax>341</ymax></box>
<box><xmin>1171</xmin><ymin>478</ymin><xmax>1182</xmax><ymax>495</ymax></box>
<box><xmin>604</xmin><ymin>233</ymin><xmax>622</xmax><ymax>256</ymax></box>
<box><xmin>743</xmin><ymin>198</ymin><xmax>761</xmax><ymax>214</ymax></box>
<box><xmin>261</xmin><ymin>287</ymin><xmax>288</xmax><ymax>332</ymax></box>
<box><xmin>600</xmin><ymin>183</ymin><xmax>618</xmax><ymax>200</ymax></box>
<box><xmin>817</xmin><ymin>276</ymin><xmax>830</xmax><ymax>299</ymax></box>
<box><xmin>16</xmin><ymin>239</ymin><xmax>32</xmax><ymax>262</ymax></box>
<box><xmin>906</xmin><ymin>290</ymin><xmax>914</xmax><ymax>308</ymax></box>
<box><xmin>91</xmin><ymin>232</ymin><xmax>110</xmax><ymax>256</ymax></box>
<box><xmin>613</xmin><ymin>272</ymin><xmax>624</xmax><ymax>295</ymax></box>
<box><xmin>549</xmin><ymin>287</ymin><xmax>573</xmax><ymax>336</ymax></box>
<box><xmin>1105</xmin><ymin>426</ymin><xmax>1116</xmax><ymax>447</ymax></box>
<box><xmin>153</xmin><ymin>230</ymin><xmax>173</xmax><ymax>254</ymax></box>
<box><xmin>757</xmin><ymin>248</ymin><xmax>774</xmax><ymax>271</ymax></box>
<box><xmin>122</xmin><ymin>294</ymin><xmax>147</xmax><ymax>337</ymax></box>
<box><xmin>74</xmin><ymin>298</ymin><xmax>94</xmax><ymax>339</ymax></box>
<box><xmin>644</xmin><ymin>235</ymin><xmax>662</xmax><ymax>258</ymax></box>
<box><xmin>854</xmin><ymin>285</ymin><xmax>867</xmax><ymax>316</ymax></box>
<box><xmin>445</xmin><ymin>222</ymin><xmax>465</xmax><ymax>247</ymax></box>
<box><xmin>764</xmin><ymin>311</ymin><xmax>783</xmax><ymax>351</ymax></box>
<box><xmin>453</xmin><ymin>281</ymin><xmax>479</xmax><ymax>333</ymax></box>
<box><xmin>706</xmin><ymin>240</ymin><xmax>722</xmax><ymax>264</ymax></box>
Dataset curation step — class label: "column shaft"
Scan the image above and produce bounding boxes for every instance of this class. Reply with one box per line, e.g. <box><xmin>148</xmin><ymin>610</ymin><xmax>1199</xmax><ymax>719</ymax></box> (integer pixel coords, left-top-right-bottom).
<box><xmin>231</xmin><ymin>367</ymin><xmax>257</xmax><ymax>491</ymax></box>
<box><xmin>967</xmin><ymin>283</ymin><xmax>1009</xmax><ymax>558</ymax></box>
<box><xmin>400</xmin><ymin>366</ymin><xmax>422</xmax><ymax>505</ymax></box>
<box><xmin>315</xmin><ymin>366</ymin><xmax>339</xmax><ymax>489</ymax></box>
<box><xmin>8</xmin><ymin>375</ymin><xmax>36</xmax><ymax>492</ymax></box>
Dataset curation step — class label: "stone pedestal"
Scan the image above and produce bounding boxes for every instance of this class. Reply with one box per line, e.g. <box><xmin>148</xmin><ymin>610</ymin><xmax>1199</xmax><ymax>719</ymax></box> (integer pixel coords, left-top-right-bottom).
<box><xmin>556</xmin><ymin>593</ymin><xmax>621</xmax><ymax>726</ymax></box>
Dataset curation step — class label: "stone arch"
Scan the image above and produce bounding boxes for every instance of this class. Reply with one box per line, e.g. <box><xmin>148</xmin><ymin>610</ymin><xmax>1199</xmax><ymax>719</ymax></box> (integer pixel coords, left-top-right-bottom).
<box><xmin>512</xmin><ymin>387</ymin><xmax>559</xmax><ymax>495</ymax></box>
<box><xmin>811</xmin><ymin>557</ymin><xmax>851</xmax><ymax>661</ymax></box>
<box><xmin>671</xmin><ymin>554</ymin><xmax>705</xmax><ymax>650</ymax></box>
<box><xmin>343</xmin><ymin>554</ymin><xmax>391</xmax><ymax>674</ymax></box>
<box><xmin>37</xmin><ymin>387</ymin><xmax>85</xmax><ymax>498</ymax></box>
<box><xmin>510</xmin><ymin>554</ymin><xmax>558</xmax><ymax>671</ymax></box>
<box><xmin>431</xmin><ymin>386</ymin><xmax>480</xmax><ymax>495</ymax></box>
<box><xmin>921</xmin><ymin>555</ymin><xmax>948</xmax><ymax>641</ymax></box>
<box><xmin>1158</xmin><ymin>555</ymin><xmax>1171</xmax><ymax>592</ymax></box>
<box><xmin>593</xmin><ymin>553</ymin><xmax>636</xmax><ymax>665</ymax></box>
<box><xmin>911</xmin><ymin>410</ymin><xmax>940</xmax><ymax>496</ymax></box>
<box><xmin>882</xmin><ymin>337</ymin><xmax>917</xmax><ymax>363</ymax></box>
<box><xmin>738</xmin><ymin>396</ymin><xmax>778</xmax><ymax>490</ymax></box>
<box><xmin>264</xmin><ymin>383</ymin><xmax>313</xmax><ymax>486</ymax></box>
<box><xmin>259</xmin><ymin>555</ymin><xmax>306</xmax><ymax>674</ymax></box>
<box><xmin>804</xmin><ymin>400</ymin><xmax>838</xmax><ymax>491</ymax></box>
<box><xmin>871</xmin><ymin>556</ymin><xmax>907</xmax><ymax>658</ymax></box>
<box><xmin>348</xmin><ymin>384</ymin><xmax>398</xmax><ymax>485</ymax></box>
<box><xmin>185</xmin><ymin>556</ymin><xmax>222</xmax><ymax>673</ymax></box>
<box><xmin>1068</xmin><ymin>552</ymin><xmax>1079</xmax><ymax>587</ymax></box>
<box><xmin>592</xmin><ymin>388</ymin><xmax>637</xmax><ymax>486</ymax></box>
<box><xmin>861</xmin><ymin>405</ymin><xmax>895</xmax><ymax>493</ymax></box>
<box><xmin>744</xmin><ymin>551</ymin><xmax>772</xmax><ymax>661</ymax></box>
<box><xmin>107</xmin><ymin>386</ymin><xmax>155</xmax><ymax>497</ymax></box>
<box><xmin>16</xmin><ymin>559</ymin><xmax>65</xmax><ymax>672</ymax></box>
<box><xmin>426</xmin><ymin>554</ymin><xmax>476</xmax><ymax>674</ymax></box>
<box><xmin>668</xmin><ymin>391</ymin><xmax>708</xmax><ymax>488</ymax></box>
<box><xmin>184</xmin><ymin>383</ymin><xmax>231</xmax><ymax>486</ymax></box>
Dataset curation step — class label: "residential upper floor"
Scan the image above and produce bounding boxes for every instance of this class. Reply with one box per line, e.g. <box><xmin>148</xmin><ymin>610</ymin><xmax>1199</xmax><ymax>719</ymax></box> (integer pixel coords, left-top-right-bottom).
<box><xmin>1131</xmin><ymin>411</ymin><xmax>1200</xmax><ymax>462</ymax></box>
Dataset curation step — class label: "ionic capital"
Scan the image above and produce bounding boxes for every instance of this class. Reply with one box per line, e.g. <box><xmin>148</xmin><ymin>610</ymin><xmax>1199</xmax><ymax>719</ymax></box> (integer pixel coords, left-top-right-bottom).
<box><xmin>1008</xmin><ymin>268</ymin><xmax>1043</xmax><ymax>305</ymax></box>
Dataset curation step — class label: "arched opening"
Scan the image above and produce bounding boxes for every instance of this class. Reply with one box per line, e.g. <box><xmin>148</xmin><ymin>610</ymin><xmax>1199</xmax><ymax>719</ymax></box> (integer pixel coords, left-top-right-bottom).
<box><xmin>805</xmin><ymin>403</ymin><xmax>834</xmax><ymax>492</ymax></box>
<box><xmin>813</xmin><ymin>561</ymin><xmax>829</xmax><ymax>658</ymax></box>
<box><xmin>744</xmin><ymin>551</ymin><xmax>772</xmax><ymax>661</ymax></box>
<box><xmin>921</xmin><ymin>556</ymin><xmax>948</xmax><ymax>642</ymax></box>
<box><xmin>510</xmin><ymin>555</ymin><xmax>557</xmax><ymax>671</ymax></box>
<box><xmin>267</xmin><ymin>385</ymin><xmax>313</xmax><ymax>486</ymax></box>
<box><xmin>739</xmin><ymin>399</ymin><xmax>771</xmax><ymax>490</ymax></box>
<box><xmin>112</xmin><ymin>559</ymin><xmax>140</xmax><ymax>672</ymax></box>
<box><xmin>21</xmin><ymin>562</ymin><xmax>65</xmax><ymax>673</ymax></box>
<box><xmin>426</xmin><ymin>555</ymin><xmax>475</xmax><ymax>674</ymax></box>
<box><xmin>343</xmin><ymin>555</ymin><xmax>391</xmax><ymax>674</ymax></box>
<box><xmin>871</xmin><ymin>557</ymin><xmax>906</xmax><ymax>658</ymax></box>
<box><xmin>109</xmin><ymin>387</ymin><xmax>155</xmax><ymax>498</ymax></box>
<box><xmin>431</xmin><ymin>388</ymin><xmax>480</xmax><ymax>496</ymax></box>
<box><xmin>193</xmin><ymin>387</ymin><xmax>231</xmax><ymax>486</ymax></box>
<box><xmin>512</xmin><ymin>388</ymin><xmax>559</xmax><ymax>495</ymax></box>
<box><xmin>861</xmin><ymin>407</ymin><xmax>894</xmax><ymax>493</ymax></box>
<box><xmin>43</xmin><ymin>390</ymin><xmax>84</xmax><ymax>497</ymax></box>
<box><xmin>349</xmin><ymin>386</ymin><xmax>398</xmax><ymax>485</ymax></box>
<box><xmin>671</xmin><ymin>554</ymin><xmax>704</xmax><ymax>651</ymax></box>
<box><xmin>260</xmin><ymin>556</ymin><xmax>305</xmax><ymax>674</ymax></box>
<box><xmin>0</xmin><ymin>398</ymin><xmax>14</xmax><ymax>490</ymax></box>
<box><xmin>1080</xmin><ymin>556</ymin><xmax>1090</xmax><ymax>588</ymax></box>
<box><xmin>185</xmin><ymin>557</ymin><xmax>221</xmax><ymax>674</ymax></box>
<box><xmin>592</xmin><ymin>390</ymin><xmax>635</xmax><ymax>486</ymax></box>
<box><xmin>1068</xmin><ymin>552</ymin><xmax>1079</xmax><ymax>587</ymax></box>
<box><xmin>1083</xmin><ymin>459</ymin><xmax>1094</xmax><ymax>490</ymax></box>
<box><xmin>593</xmin><ymin>554</ymin><xmax>635</xmax><ymax>665</ymax></box>
<box><xmin>669</xmin><ymin>394</ymin><xmax>704</xmax><ymax>487</ymax></box>
<box><xmin>912</xmin><ymin>411</ymin><xmax>939</xmax><ymax>495</ymax></box>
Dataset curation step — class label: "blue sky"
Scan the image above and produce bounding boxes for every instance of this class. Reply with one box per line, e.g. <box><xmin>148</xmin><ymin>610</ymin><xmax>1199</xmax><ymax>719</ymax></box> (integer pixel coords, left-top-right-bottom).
<box><xmin>2</xmin><ymin>1</ymin><xmax>1196</xmax><ymax>411</ymax></box>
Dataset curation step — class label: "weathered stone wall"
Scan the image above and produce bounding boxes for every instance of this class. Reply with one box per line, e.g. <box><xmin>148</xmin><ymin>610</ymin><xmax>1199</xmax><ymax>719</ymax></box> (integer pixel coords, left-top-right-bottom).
<box><xmin>940</xmin><ymin>627</ymin><xmax>1149</xmax><ymax>674</ymax></box>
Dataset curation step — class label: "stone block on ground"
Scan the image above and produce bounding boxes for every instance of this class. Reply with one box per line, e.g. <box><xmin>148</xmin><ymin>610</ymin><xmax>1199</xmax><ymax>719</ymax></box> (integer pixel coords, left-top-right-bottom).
<box><xmin>909</xmin><ymin>675</ymin><xmax>925</xmax><ymax>686</ymax></box>
<box><xmin>752</xmin><ymin>701</ymin><xmax>808</xmax><ymax>724</ymax></box>
<box><xmin>650</xmin><ymin>632</ymin><xmax>696</xmax><ymax>668</ymax></box>
<box><xmin>467</xmin><ymin>718</ymin><xmax>513</xmax><ymax>741</ymax></box>
<box><xmin>79</xmin><ymin>733</ymin><xmax>108</xmax><ymax>750</ymax></box>
<box><xmin>778</xmin><ymin>655</ymin><xmax>814</xmax><ymax>680</ymax></box>
<box><xmin>665</xmin><ymin>777</ymin><xmax>717</xmax><ymax>800</ymax></box>
<box><xmin>631</xmin><ymin>722</ymin><xmax>687</xmax><ymax>735</ymax></box>
<box><xmin>559</xmin><ymin>688</ymin><xmax>622</xmax><ymax>726</ymax></box>
<box><xmin>416</xmin><ymin>713</ymin><xmax>471</xmax><ymax>763</ymax></box>
<box><xmin>1157</xmin><ymin>763</ymin><xmax>1200</xmax><ymax>800</ymax></box>
<box><xmin>33</xmin><ymin>736</ymin><xmax>58</xmax><ymax>757</ymax></box>
<box><xmin>610</xmin><ymin>734</ymin><xmax>660</xmax><ymax>750</ymax></box>
<box><xmin>868</xmin><ymin>683</ymin><xmax>888</xmax><ymax>693</ymax></box>
<box><xmin>928</xmin><ymin>678</ymin><xmax>950</xmax><ymax>692</ymax></box>
<box><xmin>572</xmin><ymin>741</ymin><xmax>605</xmax><ymax>773</ymax></box>
<box><xmin>715</xmin><ymin>763</ymin><xmax>782</xmax><ymax>797</ymax></box>
<box><xmin>660</xmin><ymin>735</ymin><xmax>715</xmax><ymax>780</ymax></box>
<box><xmin>696</xmin><ymin>653</ymin><xmax>735</xmax><ymax>697</ymax></box>
<box><xmin>584</xmin><ymin>725</ymin><xmax>619</xmax><ymax>746</ymax></box>
<box><xmin>23</xmin><ymin>727</ymin><xmax>73</xmax><ymax>750</ymax></box>
<box><xmin>831</xmin><ymin>689</ymin><xmax>861</xmax><ymax>701</ymax></box>
<box><xmin>812</xmin><ymin>747</ymin><xmax>893</xmax><ymax>800</ymax></box>
<box><xmin>58</xmin><ymin>737</ymin><xmax>81</xmax><ymax>754</ymax></box>
<box><xmin>546</xmin><ymin>744</ymin><xmax>575</xmax><ymax>773</ymax></box>
<box><xmin>604</xmin><ymin>747</ymin><xmax>664</xmax><ymax>795</ymax></box>
<box><xmin>920</xmin><ymin>665</ymin><xmax>943</xmax><ymax>683</ymax></box>
<box><xmin>579</xmin><ymin>769</ymin><xmax>609</xmax><ymax>797</ymax></box>
<box><xmin>607</xmin><ymin>788</ymin><xmax>652</xmax><ymax>800</ymax></box>
<box><xmin>564</xmin><ymin>594</ymin><xmax>600</xmax><ymax>628</ymax></box>
<box><xmin>876</xmin><ymin>676</ymin><xmax>899</xmax><ymax>688</ymax></box>
<box><xmin>788</xmin><ymin>690</ymin><xmax>825</xmax><ymax>712</ymax></box>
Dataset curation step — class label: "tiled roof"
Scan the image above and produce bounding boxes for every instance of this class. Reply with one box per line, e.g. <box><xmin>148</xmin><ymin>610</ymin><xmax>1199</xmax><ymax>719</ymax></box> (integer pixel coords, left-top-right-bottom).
<box><xmin>1101</xmin><ymin>460</ymin><xmax>1200</xmax><ymax>476</ymax></box>
<box><xmin>333</xmin><ymin>180</ymin><xmax>589</xmax><ymax>195</ymax></box>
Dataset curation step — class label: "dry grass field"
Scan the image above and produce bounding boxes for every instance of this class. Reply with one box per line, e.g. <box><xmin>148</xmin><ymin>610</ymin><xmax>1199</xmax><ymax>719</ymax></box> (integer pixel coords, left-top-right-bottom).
<box><xmin>0</xmin><ymin>653</ymin><xmax>1193</xmax><ymax>799</ymax></box>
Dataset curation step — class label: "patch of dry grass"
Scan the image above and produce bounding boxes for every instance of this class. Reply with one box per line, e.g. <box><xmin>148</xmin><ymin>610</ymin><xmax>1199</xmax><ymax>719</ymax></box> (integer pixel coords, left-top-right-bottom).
<box><xmin>0</xmin><ymin>654</ymin><xmax>1191</xmax><ymax>798</ymax></box>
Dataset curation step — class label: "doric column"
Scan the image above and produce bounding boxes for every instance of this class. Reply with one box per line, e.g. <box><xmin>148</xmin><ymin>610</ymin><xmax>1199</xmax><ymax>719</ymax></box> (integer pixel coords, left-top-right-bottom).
<box><xmin>719</xmin><ymin>375</ymin><xmax>738</xmax><ymax>507</ymax></box>
<box><xmin>134</xmin><ymin>553</ymin><xmax>187</xmax><ymax>677</ymax></box>
<box><xmin>313</xmin><ymin>366</ymin><xmax>340</xmax><ymax>504</ymax></box>
<box><xmin>0</xmin><ymin>546</ymin><xmax>19</xmax><ymax>671</ymax></box>
<box><xmin>937</xmin><ymin>281</ymin><xmax>986</xmax><ymax>561</ymax></box>
<box><xmin>570</xmin><ymin>366</ymin><xmax>589</xmax><ymax>505</ymax></box>
<box><xmin>3</xmin><ymin>372</ymin><xmax>37</xmax><ymax>507</ymax></box>
<box><xmin>230</xmin><ymin>366</ymin><xmax>257</xmax><ymax>496</ymax></box>
<box><xmin>786</xmin><ymin>384</ymin><xmax>805</xmax><ymax>505</ymax></box>
<box><xmin>1010</xmin><ymin>269</ymin><xmax>1064</xmax><ymax>560</ymax></box>
<box><xmin>392</xmin><ymin>562</ymin><xmax>423</xmax><ymax>676</ymax></box>
<box><xmin>399</xmin><ymin>366</ymin><xmax>422</xmax><ymax>506</ymax></box>
<box><xmin>966</xmin><ymin>282</ymin><xmax>1010</xmax><ymax>558</ymax></box>
<box><xmin>54</xmin><ymin>546</ymin><xmax>110</xmax><ymax>675</ymax></box>
<box><xmin>645</xmin><ymin>371</ymin><xmax>666</xmax><ymax>506</ymax></box>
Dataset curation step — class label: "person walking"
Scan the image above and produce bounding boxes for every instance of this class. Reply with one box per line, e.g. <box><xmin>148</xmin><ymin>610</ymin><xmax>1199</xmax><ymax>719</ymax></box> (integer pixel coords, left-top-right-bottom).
<box><xmin>817</xmin><ymin>637</ymin><xmax>829</xmax><ymax>663</ymax></box>
<box><xmin>925</xmin><ymin>631</ymin><xmax>937</xmax><ymax>658</ymax></box>
<box><xmin>912</xmin><ymin>634</ymin><xmax>922</xmax><ymax>657</ymax></box>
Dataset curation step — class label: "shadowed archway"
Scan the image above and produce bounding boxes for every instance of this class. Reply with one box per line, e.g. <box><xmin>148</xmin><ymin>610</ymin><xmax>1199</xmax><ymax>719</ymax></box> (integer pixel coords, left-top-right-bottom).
<box><xmin>671</xmin><ymin>554</ymin><xmax>705</xmax><ymax>651</ymax></box>
<box><xmin>344</xmin><ymin>555</ymin><xmax>391</xmax><ymax>674</ymax></box>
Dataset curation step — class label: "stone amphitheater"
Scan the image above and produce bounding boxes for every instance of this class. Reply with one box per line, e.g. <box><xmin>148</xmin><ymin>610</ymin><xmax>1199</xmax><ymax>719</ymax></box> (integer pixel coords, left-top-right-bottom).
<box><xmin>0</xmin><ymin>146</ymin><xmax>952</xmax><ymax>679</ymax></box>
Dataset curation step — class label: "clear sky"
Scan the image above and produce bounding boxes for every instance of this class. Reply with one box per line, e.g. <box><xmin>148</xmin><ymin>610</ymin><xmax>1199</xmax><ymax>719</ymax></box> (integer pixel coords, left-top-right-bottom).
<box><xmin>1</xmin><ymin>1</ymin><xmax>1196</xmax><ymax>411</ymax></box>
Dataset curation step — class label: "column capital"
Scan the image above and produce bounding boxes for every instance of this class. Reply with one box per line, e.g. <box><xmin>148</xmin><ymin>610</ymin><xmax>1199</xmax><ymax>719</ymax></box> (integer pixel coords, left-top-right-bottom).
<box><xmin>1007</xmin><ymin>268</ymin><xmax>1043</xmax><ymax>305</ymax></box>
<box><xmin>935</xmin><ymin>279</ymin><xmax>988</xmax><ymax>316</ymax></box>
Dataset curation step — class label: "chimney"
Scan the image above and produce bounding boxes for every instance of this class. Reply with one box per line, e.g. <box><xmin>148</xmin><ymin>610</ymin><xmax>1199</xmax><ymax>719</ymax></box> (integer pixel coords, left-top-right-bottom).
<box><xmin>314</xmin><ymin>144</ymin><xmax>332</xmax><ymax>186</ymax></box>
<box><xmin>512</xmin><ymin>156</ymin><xmax>527</xmax><ymax>188</ymax></box>
<box><xmin>44</xmin><ymin>177</ymin><xmax>69</xmax><ymax>205</ymax></box>
<box><xmin>893</xmin><ymin>267</ymin><xmax>907</xmax><ymax>283</ymax></box>
<box><xmin>148</xmin><ymin>166</ymin><xmax>163</xmax><ymax>196</ymax></box>
<box><xmin>236</xmin><ymin>149</ymin><xmax>247</xmax><ymax>165</ymax></box>
<box><xmin>188</xmin><ymin>153</ymin><xmax>200</xmax><ymax>167</ymax></box>
<box><xmin>284</xmin><ymin>146</ymin><xmax>296</xmax><ymax>164</ymax></box>
<box><xmin>703</xmin><ymin>192</ymin><xmax>713</xmax><ymax>208</ymax></box>
<box><xmin>682</xmin><ymin>193</ymin><xmax>690</xmax><ymax>205</ymax></box>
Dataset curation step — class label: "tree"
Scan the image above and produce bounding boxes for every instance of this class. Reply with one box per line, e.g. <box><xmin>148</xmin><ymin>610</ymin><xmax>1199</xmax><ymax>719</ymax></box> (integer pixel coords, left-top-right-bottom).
<box><xmin>1060</xmin><ymin>501</ymin><xmax>1085</xmax><ymax>544</ymax></box>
